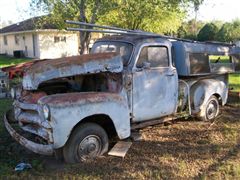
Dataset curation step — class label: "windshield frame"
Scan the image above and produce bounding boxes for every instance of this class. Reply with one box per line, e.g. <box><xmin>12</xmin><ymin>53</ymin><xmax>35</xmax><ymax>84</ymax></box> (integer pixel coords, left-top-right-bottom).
<box><xmin>91</xmin><ymin>40</ymin><xmax>134</xmax><ymax>66</ymax></box>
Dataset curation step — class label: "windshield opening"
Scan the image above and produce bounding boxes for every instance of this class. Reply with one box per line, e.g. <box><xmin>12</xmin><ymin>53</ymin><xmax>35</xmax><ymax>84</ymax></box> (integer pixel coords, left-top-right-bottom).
<box><xmin>90</xmin><ymin>41</ymin><xmax>133</xmax><ymax>66</ymax></box>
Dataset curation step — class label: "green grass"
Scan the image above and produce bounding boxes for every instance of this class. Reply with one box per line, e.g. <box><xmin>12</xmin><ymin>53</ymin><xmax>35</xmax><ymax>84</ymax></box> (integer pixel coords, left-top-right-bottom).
<box><xmin>229</xmin><ymin>73</ymin><xmax>240</xmax><ymax>92</ymax></box>
<box><xmin>0</xmin><ymin>55</ymin><xmax>31</xmax><ymax>68</ymax></box>
<box><xmin>209</xmin><ymin>55</ymin><xmax>231</xmax><ymax>63</ymax></box>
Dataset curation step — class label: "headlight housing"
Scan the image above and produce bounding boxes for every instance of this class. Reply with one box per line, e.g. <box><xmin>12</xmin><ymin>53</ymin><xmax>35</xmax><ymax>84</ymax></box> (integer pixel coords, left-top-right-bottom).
<box><xmin>10</xmin><ymin>88</ymin><xmax>16</xmax><ymax>99</ymax></box>
<box><xmin>42</xmin><ymin>104</ymin><xmax>50</xmax><ymax>119</ymax></box>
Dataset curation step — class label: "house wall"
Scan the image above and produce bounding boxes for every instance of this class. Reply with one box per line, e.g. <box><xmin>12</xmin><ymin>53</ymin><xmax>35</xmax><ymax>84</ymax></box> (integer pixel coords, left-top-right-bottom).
<box><xmin>0</xmin><ymin>33</ymin><xmax>37</xmax><ymax>58</ymax></box>
<box><xmin>38</xmin><ymin>31</ymin><xmax>79</xmax><ymax>59</ymax></box>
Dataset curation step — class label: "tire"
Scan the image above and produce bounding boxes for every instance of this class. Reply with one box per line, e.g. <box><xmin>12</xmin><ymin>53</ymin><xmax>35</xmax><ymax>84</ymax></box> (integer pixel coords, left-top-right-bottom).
<box><xmin>198</xmin><ymin>95</ymin><xmax>220</xmax><ymax>121</ymax></box>
<box><xmin>63</xmin><ymin>123</ymin><xmax>109</xmax><ymax>163</ymax></box>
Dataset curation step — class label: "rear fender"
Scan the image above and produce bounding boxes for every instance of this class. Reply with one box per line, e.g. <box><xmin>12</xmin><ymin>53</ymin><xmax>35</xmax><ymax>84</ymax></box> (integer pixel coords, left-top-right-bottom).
<box><xmin>190</xmin><ymin>76</ymin><xmax>228</xmax><ymax>116</ymax></box>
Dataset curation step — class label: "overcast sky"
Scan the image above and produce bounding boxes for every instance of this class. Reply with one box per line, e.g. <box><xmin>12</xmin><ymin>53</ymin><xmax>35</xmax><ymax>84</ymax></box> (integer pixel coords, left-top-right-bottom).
<box><xmin>0</xmin><ymin>0</ymin><xmax>240</xmax><ymax>24</ymax></box>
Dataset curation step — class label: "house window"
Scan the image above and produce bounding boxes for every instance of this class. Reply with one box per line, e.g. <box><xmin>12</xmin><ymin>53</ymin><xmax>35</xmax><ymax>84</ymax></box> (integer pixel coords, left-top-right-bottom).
<box><xmin>15</xmin><ymin>35</ymin><xmax>20</xmax><ymax>45</ymax></box>
<box><xmin>61</xmin><ymin>36</ymin><xmax>66</xmax><ymax>42</ymax></box>
<box><xmin>3</xmin><ymin>36</ymin><xmax>7</xmax><ymax>45</ymax></box>
<box><xmin>54</xmin><ymin>36</ymin><xmax>66</xmax><ymax>43</ymax></box>
<box><xmin>54</xmin><ymin>36</ymin><xmax>60</xmax><ymax>43</ymax></box>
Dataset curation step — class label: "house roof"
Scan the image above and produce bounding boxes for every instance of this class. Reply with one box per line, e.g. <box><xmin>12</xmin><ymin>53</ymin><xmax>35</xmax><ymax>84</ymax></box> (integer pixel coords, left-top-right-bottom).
<box><xmin>0</xmin><ymin>16</ymin><xmax>58</xmax><ymax>34</ymax></box>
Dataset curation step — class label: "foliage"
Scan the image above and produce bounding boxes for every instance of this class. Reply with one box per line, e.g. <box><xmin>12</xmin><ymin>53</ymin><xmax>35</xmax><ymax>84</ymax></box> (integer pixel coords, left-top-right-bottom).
<box><xmin>30</xmin><ymin>0</ymin><xmax>205</xmax><ymax>52</ymax></box>
<box><xmin>197</xmin><ymin>23</ymin><xmax>219</xmax><ymax>41</ymax></box>
<box><xmin>99</xmin><ymin>0</ymin><xmax>185</xmax><ymax>35</ymax></box>
<box><xmin>177</xmin><ymin>19</ymin><xmax>204</xmax><ymax>39</ymax></box>
<box><xmin>216</xmin><ymin>20</ymin><xmax>240</xmax><ymax>42</ymax></box>
<box><xmin>180</xmin><ymin>19</ymin><xmax>240</xmax><ymax>42</ymax></box>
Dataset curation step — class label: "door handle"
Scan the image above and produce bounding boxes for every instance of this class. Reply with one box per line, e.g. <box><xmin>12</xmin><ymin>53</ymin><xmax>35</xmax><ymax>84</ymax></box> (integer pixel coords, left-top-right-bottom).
<box><xmin>166</xmin><ymin>73</ymin><xmax>174</xmax><ymax>76</ymax></box>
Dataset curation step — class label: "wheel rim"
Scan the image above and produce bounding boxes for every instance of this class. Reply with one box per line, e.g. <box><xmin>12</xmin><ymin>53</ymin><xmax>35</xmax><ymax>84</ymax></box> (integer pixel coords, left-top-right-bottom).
<box><xmin>206</xmin><ymin>99</ymin><xmax>218</xmax><ymax>120</ymax></box>
<box><xmin>77</xmin><ymin>135</ymin><xmax>102</xmax><ymax>160</ymax></box>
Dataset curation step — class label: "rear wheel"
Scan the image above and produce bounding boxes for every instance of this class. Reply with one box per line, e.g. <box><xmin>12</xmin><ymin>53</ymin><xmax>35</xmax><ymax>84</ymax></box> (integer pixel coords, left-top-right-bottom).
<box><xmin>199</xmin><ymin>95</ymin><xmax>220</xmax><ymax>121</ymax></box>
<box><xmin>63</xmin><ymin>123</ymin><xmax>109</xmax><ymax>163</ymax></box>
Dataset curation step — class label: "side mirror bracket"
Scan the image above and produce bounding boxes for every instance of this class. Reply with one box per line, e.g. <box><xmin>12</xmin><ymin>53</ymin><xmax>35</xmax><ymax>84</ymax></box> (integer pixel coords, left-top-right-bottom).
<box><xmin>143</xmin><ymin>62</ymin><xmax>151</xmax><ymax>69</ymax></box>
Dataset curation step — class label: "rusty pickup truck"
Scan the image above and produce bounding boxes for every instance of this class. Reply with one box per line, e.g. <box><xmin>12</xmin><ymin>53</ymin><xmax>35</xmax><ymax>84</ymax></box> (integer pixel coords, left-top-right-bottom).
<box><xmin>4</xmin><ymin>35</ymin><xmax>240</xmax><ymax>163</ymax></box>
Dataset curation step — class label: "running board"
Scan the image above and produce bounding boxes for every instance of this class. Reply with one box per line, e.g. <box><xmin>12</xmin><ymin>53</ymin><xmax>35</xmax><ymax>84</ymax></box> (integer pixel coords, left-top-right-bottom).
<box><xmin>108</xmin><ymin>141</ymin><xmax>132</xmax><ymax>158</ymax></box>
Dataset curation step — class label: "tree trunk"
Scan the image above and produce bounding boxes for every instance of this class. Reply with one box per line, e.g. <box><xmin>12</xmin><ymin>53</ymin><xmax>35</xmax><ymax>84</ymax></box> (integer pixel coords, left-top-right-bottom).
<box><xmin>79</xmin><ymin>31</ymin><xmax>90</xmax><ymax>54</ymax></box>
<box><xmin>78</xmin><ymin>0</ymin><xmax>100</xmax><ymax>55</ymax></box>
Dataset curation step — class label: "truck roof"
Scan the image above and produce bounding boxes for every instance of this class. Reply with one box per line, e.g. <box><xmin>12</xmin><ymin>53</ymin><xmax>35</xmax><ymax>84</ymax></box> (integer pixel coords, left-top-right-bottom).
<box><xmin>96</xmin><ymin>35</ymin><xmax>171</xmax><ymax>46</ymax></box>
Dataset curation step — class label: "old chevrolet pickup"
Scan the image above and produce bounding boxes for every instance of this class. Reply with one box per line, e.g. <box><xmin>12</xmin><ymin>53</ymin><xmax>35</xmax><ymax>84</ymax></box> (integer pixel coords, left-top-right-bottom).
<box><xmin>4</xmin><ymin>32</ymin><xmax>240</xmax><ymax>163</ymax></box>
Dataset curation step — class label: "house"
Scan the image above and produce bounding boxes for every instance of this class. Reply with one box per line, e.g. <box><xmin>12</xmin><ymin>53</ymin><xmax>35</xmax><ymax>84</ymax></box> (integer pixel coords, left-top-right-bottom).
<box><xmin>0</xmin><ymin>17</ymin><xmax>79</xmax><ymax>59</ymax></box>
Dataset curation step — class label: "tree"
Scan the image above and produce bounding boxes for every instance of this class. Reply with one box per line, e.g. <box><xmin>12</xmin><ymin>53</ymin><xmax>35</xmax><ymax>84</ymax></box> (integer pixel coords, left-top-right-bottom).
<box><xmin>216</xmin><ymin>20</ymin><xmax>240</xmax><ymax>42</ymax></box>
<box><xmin>231</xmin><ymin>20</ymin><xmax>240</xmax><ymax>41</ymax></box>
<box><xmin>177</xmin><ymin>19</ymin><xmax>204</xmax><ymax>40</ymax></box>
<box><xmin>197</xmin><ymin>23</ymin><xmax>219</xmax><ymax>41</ymax></box>
<box><xmin>192</xmin><ymin>0</ymin><xmax>204</xmax><ymax>35</ymax></box>
<box><xmin>99</xmin><ymin>0</ymin><xmax>185</xmax><ymax>35</ymax></box>
<box><xmin>100</xmin><ymin>0</ymin><xmax>205</xmax><ymax>37</ymax></box>
<box><xmin>30</xmin><ymin>0</ymin><xmax>205</xmax><ymax>53</ymax></box>
<box><xmin>192</xmin><ymin>0</ymin><xmax>204</xmax><ymax>20</ymax></box>
<box><xmin>31</xmin><ymin>0</ymin><xmax>117</xmax><ymax>54</ymax></box>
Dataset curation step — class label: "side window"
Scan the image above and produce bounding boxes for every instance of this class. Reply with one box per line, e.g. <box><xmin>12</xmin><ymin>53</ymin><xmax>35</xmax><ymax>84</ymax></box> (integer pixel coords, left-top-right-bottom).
<box><xmin>189</xmin><ymin>53</ymin><xmax>210</xmax><ymax>74</ymax></box>
<box><xmin>136</xmin><ymin>46</ymin><xmax>169</xmax><ymax>68</ymax></box>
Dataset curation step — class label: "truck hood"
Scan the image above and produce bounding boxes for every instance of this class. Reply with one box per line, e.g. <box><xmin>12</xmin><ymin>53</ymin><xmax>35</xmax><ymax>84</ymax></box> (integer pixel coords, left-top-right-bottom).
<box><xmin>23</xmin><ymin>52</ymin><xmax>123</xmax><ymax>90</ymax></box>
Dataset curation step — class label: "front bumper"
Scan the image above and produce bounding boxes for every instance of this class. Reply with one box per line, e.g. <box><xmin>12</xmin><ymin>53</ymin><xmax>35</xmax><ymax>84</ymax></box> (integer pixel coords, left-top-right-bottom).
<box><xmin>4</xmin><ymin>114</ymin><xmax>54</xmax><ymax>155</ymax></box>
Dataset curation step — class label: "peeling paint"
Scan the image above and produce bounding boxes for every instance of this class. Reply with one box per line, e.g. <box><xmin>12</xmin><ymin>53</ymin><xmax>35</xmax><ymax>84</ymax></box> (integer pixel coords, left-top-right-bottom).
<box><xmin>23</xmin><ymin>53</ymin><xmax>123</xmax><ymax>90</ymax></box>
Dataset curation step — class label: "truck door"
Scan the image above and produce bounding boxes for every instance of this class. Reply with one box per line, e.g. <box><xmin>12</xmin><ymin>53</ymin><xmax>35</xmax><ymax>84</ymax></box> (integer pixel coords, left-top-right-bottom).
<box><xmin>132</xmin><ymin>44</ymin><xmax>178</xmax><ymax>122</ymax></box>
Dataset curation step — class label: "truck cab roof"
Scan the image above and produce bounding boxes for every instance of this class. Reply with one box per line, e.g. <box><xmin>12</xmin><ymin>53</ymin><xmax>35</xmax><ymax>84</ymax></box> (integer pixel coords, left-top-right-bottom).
<box><xmin>95</xmin><ymin>35</ymin><xmax>171</xmax><ymax>46</ymax></box>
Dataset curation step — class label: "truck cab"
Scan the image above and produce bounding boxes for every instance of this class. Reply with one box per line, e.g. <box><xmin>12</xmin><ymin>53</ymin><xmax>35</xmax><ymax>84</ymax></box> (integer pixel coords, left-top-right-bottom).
<box><xmin>91</xmin><ymin>36</ymin><xmax>178</xmax><ymax>121</ymax></box>
<box><xmin>4</xmin><ymin>35</ymin><xmax>239</xmax><ymax>163</ymax></box>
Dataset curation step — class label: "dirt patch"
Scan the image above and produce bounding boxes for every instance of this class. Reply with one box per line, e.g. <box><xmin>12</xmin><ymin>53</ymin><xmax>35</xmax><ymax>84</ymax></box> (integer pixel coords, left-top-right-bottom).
<box><xmin>0</xmin><ymin>99</ymin><xmax>240</xmax><ymax>179</ymax></box>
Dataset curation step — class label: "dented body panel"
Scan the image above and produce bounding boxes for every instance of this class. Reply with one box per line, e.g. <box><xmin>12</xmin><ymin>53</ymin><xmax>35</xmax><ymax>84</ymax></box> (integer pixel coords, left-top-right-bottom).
<box><xmin>189</xmin><ymin>74</ymin><xmax>228</xmax><ymax>115</ymax></box>
<box><xmin>39</xmin><ymin>91</ymin><xmax>130</xmax><ymax>148</ymax></box>
<box><xmin>23</xmin><ymin>53</ymin><xmax>123</xmax><ymax>90</ymax></box>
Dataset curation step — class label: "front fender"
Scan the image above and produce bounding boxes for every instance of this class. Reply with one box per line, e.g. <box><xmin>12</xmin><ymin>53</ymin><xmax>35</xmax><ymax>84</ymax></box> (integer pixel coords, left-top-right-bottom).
<box><xmin>39</xmin><ymin>92</ymin><xmax>130</xmax><ymax>149</ymax></box>
<box><xmin>190</xmin><ymin>76</ymin><xmax>228</xmax><ymax>115</ymax></box>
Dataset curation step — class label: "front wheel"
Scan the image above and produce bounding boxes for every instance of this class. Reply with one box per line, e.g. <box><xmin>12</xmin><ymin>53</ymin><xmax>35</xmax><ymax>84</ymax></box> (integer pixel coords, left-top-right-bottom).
<box><xmin>198</xmin><ymin>95</ymin><xmax>220</xmax><ymax>121</ymax></box>
<box><xmin>63</xmin><ymin>123</ymin><xmax>109</xmax><ymax>163</ymax></box>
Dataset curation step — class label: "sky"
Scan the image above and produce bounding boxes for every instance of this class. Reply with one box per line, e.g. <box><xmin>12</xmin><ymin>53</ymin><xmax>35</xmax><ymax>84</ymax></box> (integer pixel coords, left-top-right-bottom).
<box><xmin>191</xmin><ymin>0</ymin><xmax>240</xmax><ymax>22</ymax></box>
<box><xmin>0</xmin><ymin>0</ymin><xmax>240</xmax><ymax>25</ymax></box>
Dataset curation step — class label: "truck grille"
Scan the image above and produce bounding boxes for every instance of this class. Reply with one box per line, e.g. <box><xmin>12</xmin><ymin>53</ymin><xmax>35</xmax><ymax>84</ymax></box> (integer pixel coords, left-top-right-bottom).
<box><xmin>14</xmin><ymin>101</ymin><xmax>52</xmax><ymax>143</ymax></box>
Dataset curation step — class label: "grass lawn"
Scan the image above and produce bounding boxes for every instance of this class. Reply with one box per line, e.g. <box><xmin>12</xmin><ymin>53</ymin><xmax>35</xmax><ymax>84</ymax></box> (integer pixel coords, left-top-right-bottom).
<box><xmin>229</xmin><ymin>73</ymin><xmax>240</xmax><ymax>92</ymax></box>
<box><xmin>0</xmin><ymin>55</ymin><xmax>32</xmax><ymax>68</ymax></box>
<box><xmin>209</xmin><ymin>55</ymin><xmax>231</xmax><ymax>63</ymax></box>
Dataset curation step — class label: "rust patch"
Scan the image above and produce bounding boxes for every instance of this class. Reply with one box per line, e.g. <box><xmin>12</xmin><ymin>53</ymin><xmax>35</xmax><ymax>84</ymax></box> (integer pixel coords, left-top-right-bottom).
<box><xmin>28</xmin><ymin>52</ymin><xmax>118</xmax><ymax>74</ymax></box>
<box><xmin>40</xmin><ymin>92</ymin><xmax>124</xmax><ymax>105</ymax></box>
<box><xmin>20</xmin><ymin>91</ymin><xmax>47</xmax><ymax>104</ymax></box>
